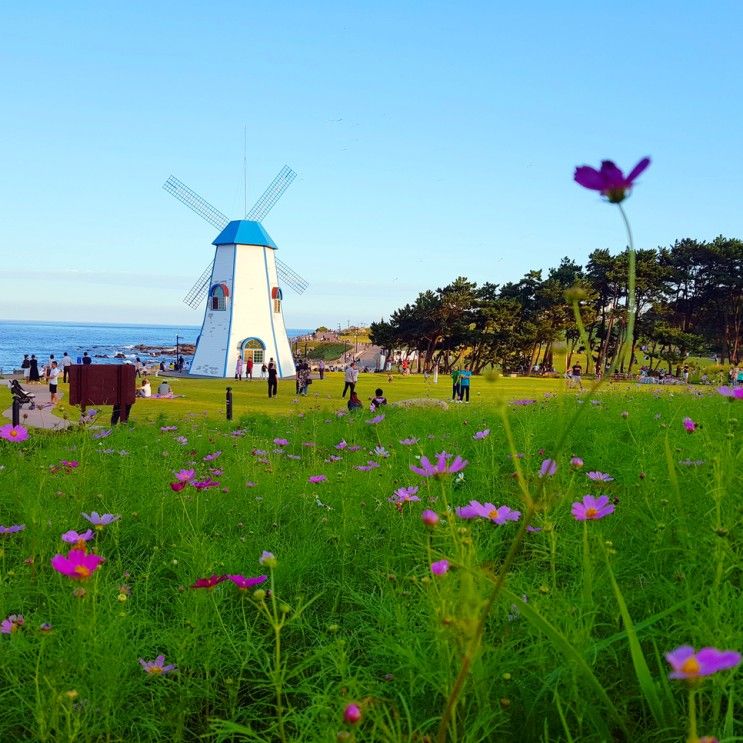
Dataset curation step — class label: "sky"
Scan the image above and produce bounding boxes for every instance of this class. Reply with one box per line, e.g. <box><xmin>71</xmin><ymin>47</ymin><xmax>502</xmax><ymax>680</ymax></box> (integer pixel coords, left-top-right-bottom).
<box><xmin>1</xmin><ymin>1</ymin><xmax>742</xmax><ymax>330</ymax></box>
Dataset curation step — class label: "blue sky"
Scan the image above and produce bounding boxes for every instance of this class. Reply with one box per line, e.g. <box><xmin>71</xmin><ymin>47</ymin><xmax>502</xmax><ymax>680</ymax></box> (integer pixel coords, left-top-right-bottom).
<box><xmin>1</xmin><ymin>1</ymin><xmax>741</xmax><ymax>329</ymax></box>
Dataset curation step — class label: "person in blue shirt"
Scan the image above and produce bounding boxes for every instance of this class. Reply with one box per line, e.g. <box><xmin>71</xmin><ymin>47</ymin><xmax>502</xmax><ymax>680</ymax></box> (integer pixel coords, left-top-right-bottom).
<box><xmin>458</xmin><ymin>367</ymin><xmax>472</xmax><ymax>402</ymax></box>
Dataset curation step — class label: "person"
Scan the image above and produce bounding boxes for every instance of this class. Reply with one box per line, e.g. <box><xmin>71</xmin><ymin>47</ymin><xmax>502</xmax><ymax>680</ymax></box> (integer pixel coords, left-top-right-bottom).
<box><xmin>177</xmin><ymin>355</ymin><xmax>185</xmax><ymax>372</ymax></box>
<box><xmin>157</xmin><ymin>380</ymin><xmax>172</xmax><ymax>396</ymax></box>
<box><xmin>21</xmin><ymin>354</ymin><xmax>31</xmax><ymax>382</ymax></box>
<box><xmin>570</xmin><ymin>362</ymin><xmax>584</xmax><ymax>390</ymax></box>
<box><xmin>683</xmin><ymin>364</ymin><xmax>690</xmax><ymax>384</ymax></box>
<box><xmin>45</xmin><ymin>354</ymin><xmax>56</xmax><ymax>380</ymax></box>
<box><xmin>261</xmin><ymin>362</ymin><xmax>268</xmax><ymax>379</ymax></box>
<box><xmin>267</xmin><ymin>358</ymin><xmax>278</xmax><ymax>398</ymax></box>
<box><xmin>62</xmin><ymin>352</ymin><xmax>73</xmax><ymax>383</ymax></box>
<box><xmin>246</xmin><ymin>357</ymin><xmax>253</xmax><ymax>380</ymax></box>
<box><xmin>29</xmin><ymin>355</ymin><xmax>40</xmax><ymax>383</ymax></box>
<box><xmin>82</xmin><ymin>351</ymin><xmax>92</xmax><ymax>365</ymax></box>
<box><xmin>159</xmin><ymin>360</ymin><xmax>166</xmax><ymax>374</ymax></box>
<box><xmin>235</xmin><ymin>357</ymin><xmax>244</xmax><ymax>381</ymax></box>
<box><xmin>347</xmin><ymin>390</ymin><xmax>363</xmax><ymax>411</ymax></box>
<box><xmin>318</xmin><ymin>359</ymin><xmax>325</xmax><ymax>380</ymax></box>
<box><xmin>458</xmin><ymin>367</ymin><xmax>472</xmax><ymax>402</ymax></box>
<box><xmin>297</xmin><ymin>362</ymin><xmax>310</xmax><ymax>395</ymax></box>
<box><xmin>370</xmin><ymin>388</ymin><xmax>387</xmax><ymax>411</ymax></box>
<box><xmin>451</xmin><ymin>368</ymin><xmax>461</xmax><ymax>401</ymax></box>
<box><xmin>737</xmin><ymin>367</ymin><xmax>743</xmax><ymax>387</ymax></box>
<box><xmin>48</xmin><ymin>361</ymin><xmax>61</xmax><ymax>404</ymax></box>
<box><xmin>111</xmin><ymin>402</ymin><xmax>133</xmax><ymax>425</ymax></box>
<box><xmin>137</xmin><ymin>379</ymin><xmax>152</xmax><ymax>398</ymax></box>
<box><xmin>342</xmin><ymin>362</ymin><xmax>358</xmax><ymax>398</ymax></box>
<box><xmin>135</xmin><ymin>357</ymin><xmax>143</xmax><ymax>378</ymax></box>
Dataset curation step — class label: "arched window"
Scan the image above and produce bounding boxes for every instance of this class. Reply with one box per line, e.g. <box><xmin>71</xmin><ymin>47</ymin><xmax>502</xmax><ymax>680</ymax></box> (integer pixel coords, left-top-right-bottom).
<box><xmin>271</xmin><ymin>287</ymin><xmax>283</xmax><ymax>314</ymax></box>
<box><xmin>209</xmin><ymin>283</ymin><xmax>229</xmax><ymax>311</ymax></box>
<box><xmin>240</xmin><ymin>337</ymin><xmax>266</xmax><ymax>365</ymax></box>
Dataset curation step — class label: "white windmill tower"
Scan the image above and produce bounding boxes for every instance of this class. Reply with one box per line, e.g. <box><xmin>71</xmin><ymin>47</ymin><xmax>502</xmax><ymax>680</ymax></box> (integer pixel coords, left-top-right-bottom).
<box><xmin>163</xmin><ymin>166</ymin><xmax>308</xmax><ymax>379</ymax></box>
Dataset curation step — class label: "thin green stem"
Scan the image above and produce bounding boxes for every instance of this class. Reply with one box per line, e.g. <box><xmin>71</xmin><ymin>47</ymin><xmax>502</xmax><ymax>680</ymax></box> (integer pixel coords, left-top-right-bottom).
<box><xmin>687</xmin><ymin>686</ymin><xmax>698</xmax><ymax>743</ymax></box>
<box><xmin>617</xmin><ymin>202</ymin><xmax>636</xmax><ymax>374</ymax></box>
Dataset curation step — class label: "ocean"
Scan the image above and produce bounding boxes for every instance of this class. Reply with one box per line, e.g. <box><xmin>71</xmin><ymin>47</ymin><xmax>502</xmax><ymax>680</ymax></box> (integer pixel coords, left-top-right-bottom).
<box><xmin>0</xmin><ymin>320</ymin><xmax>312</xmax><ymax>373</ymax></box>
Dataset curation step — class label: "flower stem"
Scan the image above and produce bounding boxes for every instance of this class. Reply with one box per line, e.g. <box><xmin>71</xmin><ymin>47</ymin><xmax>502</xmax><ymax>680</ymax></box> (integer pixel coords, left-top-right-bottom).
<box><xmin>617</xmin><ymin>202</ymin><xmax>636</xmax><ymax>374</ymax></box>
<box><xmin>687</xmin><ymin>686</ymin><xmax>698</xmax><ymax>743</ymax></box>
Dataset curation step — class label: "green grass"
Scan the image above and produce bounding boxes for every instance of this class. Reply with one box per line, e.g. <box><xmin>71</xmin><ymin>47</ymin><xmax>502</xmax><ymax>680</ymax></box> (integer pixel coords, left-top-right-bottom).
<box><xmin>0</xmin><ymin>379</ymin><xmax>741</xmax><ymax>742</ymax></box>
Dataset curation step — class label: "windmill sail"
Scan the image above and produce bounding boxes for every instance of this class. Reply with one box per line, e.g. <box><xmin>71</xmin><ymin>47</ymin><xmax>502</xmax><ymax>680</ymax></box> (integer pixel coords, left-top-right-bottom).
<box><xmin>246</xmin><ymin>166</ymin><xmax>297</xmax><ymax>221</ymax></box>
<box><xmin>183</xmin><ymin>261</ymin><xmax>215</xmax><ymax>308</ymax></box>
<box><xmin>163</xmin><ymin>176</ymin><xmax>230</xmax><ymax>230</ymax></box>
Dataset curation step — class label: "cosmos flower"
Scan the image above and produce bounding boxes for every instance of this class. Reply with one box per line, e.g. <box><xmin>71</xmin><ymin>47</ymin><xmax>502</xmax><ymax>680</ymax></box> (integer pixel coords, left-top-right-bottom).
<box><xmin>665</xmin><ymin>646</ymin><xmax>741</xmax><ymax>680</ymax></box>
<box><xmin>389</xmin><ymin>486</ymin><xmax>420</xmax><ymax>505</ymax></box>
<box><xmin>308</xmin><ymin>475</ymin><xmax>327</xmax><ymax>484</ymax></box>
<box><xmin>373</xmin><ymin>445</ymin><xmax>390</xmax><ymax>458</ymax></box>
<box><xmin>455</xmin><ymin>500</ymin><xmax>521</xmax><ymax>524</ymax></box>
<box><xmin>92</xmin><ymin>429</ymin><xmax>112</xmax><ymax>440</ymax></box>
<box><xmin>473</xmin><ymin>429</ymin><xmax>490</xmax><ymax>440</ymax></box>
<box><xmin>190</xmin><ymin>575</ymin><xmax>226</xmax><ymax>589</ymax></box>
<box><xmin>0</xmin><ymin>524</ymin><xmax>25</xmax><ymax>535</ymax></box>
<box><xmin>410</xmin><ymin>453</ymin><xmax>468</xmax><ymax>478</ymax></box>
<box><xmin>571</xmin><ymin>494</ymin><xmax>615</xmax><ymax>521</ymax></box>
<box><xmin>347</xmin><ymin>445</ymin><xmax>362</xmax><ymax>452</ymax></box>
<box><xmin>175</xmin><ymin>469</ymin><xmax>195</xmax><ymax>482</ymax></box>
<box><xmin>175</xmin><ymin>436</ymin><xmax>188</xmax><ymax>445</ymax></box>
<box><xmin>682</xmin><ymin>417</ymin><xmax>697</xmax><ymax>433</ymax></box>
<box><xmin>170</xmin><ymin>481</ymin><xmax>187</xmax><ymax>492</ymax></box>
<box><xmin>399</xmin><ymin>437</ymin><xmax>419</xmax><ymax>446</ymax></box>
<box><xmin>61</xmin><ymin>529</ymin><xmax>95</xmax><ymax>545</ymax></box>
<box><xmin>224</xmin><ymin>574</ymin><xmax>268</xmax><ymax>590</ymax></box>
<box><xmin>586</xmin><ymin>471</ymin><xmax>614</xmax><ymax>482</ymax></box>
<box><xmin>539</xmin><ymin>459</ymin><xmax>557</xmax><ymax>477</ymax></box>
<box><xmin>0</xmin><ymin>424</ymin><xmax>29</xmax><ymax>442</ymax></box>
<box><xmin>574</xmin><ymin>157</ymin><xmax>650</xmax><ymax>203</ymax></box>
<box><xmin>273</xmin><ymin>438</ymin><xmax>289</xmax><ymax>447</ymax></box>
<box><xmin>160</xmin><ymin>425</ymin><xmax>177</xmax><ymax>432</ymax></box>
<box><xmin>367</xmin><ymin>414</ymin><xmax>385</xmax><ymax>424</ymax></box>
<box><xmin>570</xmin><ymin>457</ymin><xmax>584</xmax><ymax>468</ymax></box>
<box><xmin>82</xmin><ymin>512</ymin><xmax>120</xmax><ymax>529</ymax></box>
<box><xmin>51</xmin><ymin>549</ymin><xmax>104</xmax><ymax>580</ymax></box>
<box><xmin>203</xmin><ymin>451</ymin><xmax>222</xmax><ymax>461</ymax></box>
<box><xmin>430</xmin><ymin>560</ymin><xmax>449</xmax><ymax>576</ymax></box>
<box><xmin>343</xmin><ymin>703</ymin><xmax>362</xmax><ymax>725</ymax></box>
<box><xmin>324</xmin><ymin>455</ymin><xmax>342</xmax><ymax>463</ymax></box>
<box><xmin>139</xmin><ymin>655</ymin><xmax>177</xmax><ymax>674</ymax></box>
<box><xmin>717</xmin><ymin>386</ymin><xmax>743</xmax><ymax>400</ymax></box>
<box><xmin>355</xmin><ymin>460</ymin><xmax>380</xmax><ymax>471</ymax></box>
<box><xmin>1</xmin><ymin>614</ymin><xmax>24</xmax><ymax>634</ymax></box>
<box><xmin>421</xmin><ymin>510</ymin><xmax>439</xmax><ymax>526</ymax></box>
<box><xmin>192</xmin><ymin>478</ymin><xmax>220</xmax><ymax>490</ymax></box>
<box><xmin>335</xmin><ymin>440</ymin><xmax>348</xmax><ymax>450</ymax></box>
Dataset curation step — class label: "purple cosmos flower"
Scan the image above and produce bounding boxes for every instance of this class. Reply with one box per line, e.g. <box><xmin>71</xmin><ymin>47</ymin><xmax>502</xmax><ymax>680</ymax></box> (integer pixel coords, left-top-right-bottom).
<box><xmin>399</xmin><ymin>437</ymin><xmax>419</xmax><ymax>445</ymax></box>
<box><xmin>335</xmin><ymin>440</ymin><xmax>348</xmax><ymax>450</ymax></box>
<box><xmin>665</xmin><ymin>646</ymin><xmax>741</xmax><ymax>680</ymax></box>
<box><xmin>191</xmin><ymin>575</ymin><xmax>226</xmax><ymax>589</ymax></box>
<box><xmin>347</xmin><ymin>445</ymin><xmax>362</xmax><ymax>452</ymax></box>
<box><xmin>571</xmin><ymin>494</ymin><xmax>615</xmax><ymax>521</ymax></box>
<box><xmin>421</xmin><ymin>509</ymin><xmax>439</xmax><ymax>526</ymax></box>
<box><xmin>252</xmin><ymin>449</ymin><xmax>267</xmax><ymax>457</ymax></box>
<box><xmin>355</xmin><ymin>460</ymin><xmax>380</xmax><ymax>472</ymax></box>
<box><xmin>1</xmin><ymin>614</ymin><xmax>24</xmax><ymax>634</ymax></box>
<box><xmin>430</xmin><ymin>560</ymin><xmax>449</xmax><ymax>576</ymax></box>
<box><xmin>0</xmin><ymin>424</ymin><xmax>29</xmax><ymax>442</ymax></box>
<box><xmin>325</xmin><ymin>455</ymin><xmax>342</xmax><ymax>463</ymax></box>
<box><xmin>203</xmin><ymin>450</ymin><xmax>222</xmax><ymax>461</ymax></box>
<box><xmin>574</xmin><ymin>157</ymin><xmax>650</xmax><ymax>203</ymax></box>
<box><xmin>51</xmin><ymin>549</ymin><xmax>104</xmax><ymax>580</ymax></box>
<box><xmin>455</xmin><ymin>500</ymin><xmax>521</xmax><ymax>524</ymax></box>
<box><xmin>473</xmin><ymin>429</ymin><xmax>490</xmax><ymax>440</ymax></box>
<box><xmin>410</xmin><ymin>453</ymin><xmax>468</xmax><ymax>478</ymax></box>
<box><xmin>682</xmin><ymin>417</ymin><xmax>697</xmax><ymax>433</ymax></box>
<box><xmin>367</xmin><ymin>414</ymin><xmax>385</xmax><ymax>425</ymax></box>
<box><xmin>61</xmin><ymin>529</ymin><xmax>95</xmax><ymax>544</ymax></box>
<box><xmin>225</xmin><ymin>574</ymin><xmax>268</xmax><ymax>590</ymax></box>
<box><xmin>570</xmin><ymin>457</ymin><xmax>584</xmax><ymax>468</ymax></box>
<box><xmin>175</xmin><ymin>436</ymin><xmax>188</xmax><ymax>445</ymax></box>
<box><xmin>717</xmin><ymin>386</ymin><xmax>743</xmax><ymax>400</ymax></box>
<box><xmin>373</xmin><ymin>445</ymin><xmax>390</xmax><ymax>458</ymax></box>
<box><xmin>160</xmin><ymin>425</ymin><xmax>177</xmax><ymax>432</ymax></box>
<box><xmin>273</xmin><ymin>438</ymin><xmax>289</xmax><ymax>447</ymax></box>
<box><xmin>175</xmin><ymin>469</ymin><xmax>195</xmax><ymax>482</ymax></box>
<box><xmin>526</xmin><ymin>525</ymin><xmax>542</xmax><ymax>533</ymax></box>
<box><xmin>539</xmin><ymin>459</ymin><xmax>557</xmax><ymax>477</ymax></box>
<box><xmin>389</xmin><ymin>486</ymin><xmax>420</xmax><ymax>505</ymax></box>
<box><xmin>344</xmin><ymin>703</ymin><xmax>362</xmax><ymax>725</ymax></box>
<box><xmin>586</xmin><ymin>471</ymin><xmax>614</xmax><ymax>482</ymax></box>
<box><xmin>259</xmin><ymin>551</ymin><xmax>277</xmax><ymax>567</ymax></box>
<box><xmin>0</xmin><ymin>524</ymin><xmax>25</xmax><ymax>535</ymax></box>
<box><xmin>192</xmin><ymin>478</ymin><xmax>220</xmax><ymax>490</ymax></box>
<box><xmin>139</xmin><ymin>655</ymin><xmax>177</xmax><ymax>674</ymax></box>
<box><xmin>231</xmin><ymin>428</ymin><xmax>247</xmax><ymax>437</ymax></box>
<box><xmin>92</xmin><ymin>429</ymin><xmax>112</xmax><ymax>440</ymax></box>
<box><xmin>82</xmin><ymin>512</ymin><xmax>120</xmax><ymax>529</ymax></box>
<box><xmin>308</xmin><ymin>475</ymin><xmax>327</xmax><ymax>484</ymax></box>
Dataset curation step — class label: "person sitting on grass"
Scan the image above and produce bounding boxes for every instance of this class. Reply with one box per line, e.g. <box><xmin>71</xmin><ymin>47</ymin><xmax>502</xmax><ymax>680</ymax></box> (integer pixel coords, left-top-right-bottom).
<box><xmin>370</xmin><ymin>388</ymin><xmax>387</xmax><ymax>411</ymax></box>
<box><xmin>347</xmin><ymin>391</ymin><xmax>363</xmax><ymax>411</ymax></box>
<box><xmin>157</xmin><ymin>380</ymin><xmax>172</xmax><ymax>396</ymax></box>
<box><xmin>138</xmin><ymin>379</ymin><xmax>152</xmax><ymax>398</ymax></box>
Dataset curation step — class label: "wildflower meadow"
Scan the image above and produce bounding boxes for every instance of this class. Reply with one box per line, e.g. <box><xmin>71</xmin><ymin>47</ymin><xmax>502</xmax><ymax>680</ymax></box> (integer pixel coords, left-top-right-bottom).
<box><xmin>1</xmin><ymin>378</ymin><xmax>741</xmax><ymax>742</ymax></box>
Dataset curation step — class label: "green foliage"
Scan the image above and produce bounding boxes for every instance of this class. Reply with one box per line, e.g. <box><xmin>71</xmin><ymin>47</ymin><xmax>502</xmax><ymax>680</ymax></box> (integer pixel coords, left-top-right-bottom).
<box><xmin>305</xmin><ymin>343</ymin><xmax>347</xmax><ymax>361</ymax></box>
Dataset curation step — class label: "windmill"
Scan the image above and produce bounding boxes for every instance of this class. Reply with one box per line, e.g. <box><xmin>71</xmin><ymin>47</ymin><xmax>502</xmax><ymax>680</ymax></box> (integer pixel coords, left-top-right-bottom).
<box><xmin>163</xmin><ymin>166</ymin><xmax>307</xmax><ymax>379</ymax></box>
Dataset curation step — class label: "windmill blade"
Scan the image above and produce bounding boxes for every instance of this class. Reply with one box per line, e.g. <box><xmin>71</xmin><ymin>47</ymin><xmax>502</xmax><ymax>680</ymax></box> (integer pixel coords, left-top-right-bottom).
<box><xmin>163</xmin><ymin>176</ymin><xmax>230</xmax><ymax>231</ymax></box>
<box><xmin>276</xmin><ymin>257</ymin><xmax>309</xmax><ymax>295</ymax></box>
<box><xmin>246</xmin><ymin>165</ymin><xmax>297</xmax><ymax>222</ymax></box>
<box><xmin>183</xmin><ymin>261</ymin><xmax>214</xmax><ymax>309</ymax></box>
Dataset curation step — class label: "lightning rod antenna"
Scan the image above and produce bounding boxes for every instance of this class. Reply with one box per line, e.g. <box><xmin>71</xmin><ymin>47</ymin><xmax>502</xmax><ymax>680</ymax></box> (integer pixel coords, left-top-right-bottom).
<box><xmin>243</xmin><ymin>125</ymin><xmax>247</xmax><ymax>217</ymax></box>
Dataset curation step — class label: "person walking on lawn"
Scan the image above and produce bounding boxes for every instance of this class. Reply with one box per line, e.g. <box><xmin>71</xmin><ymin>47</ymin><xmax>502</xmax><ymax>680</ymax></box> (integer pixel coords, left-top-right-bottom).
<box><xmin>342</xmin><ymin>361</ymin><xmax>358</xmax><ymax>398</ymax></box>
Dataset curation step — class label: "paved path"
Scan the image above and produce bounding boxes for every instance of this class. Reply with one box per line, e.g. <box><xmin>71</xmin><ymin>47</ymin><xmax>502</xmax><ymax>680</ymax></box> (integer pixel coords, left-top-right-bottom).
<box><xmin>2</xmin><ymin>382</ymin><xmax>71</xmax><ymax>430</ymax></box>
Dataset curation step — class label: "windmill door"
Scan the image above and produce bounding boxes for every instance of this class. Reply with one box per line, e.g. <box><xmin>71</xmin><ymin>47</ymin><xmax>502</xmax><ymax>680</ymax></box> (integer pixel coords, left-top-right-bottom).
<box><xmin>240</xmin><ymin>338</ymin><xmax>266</xmax><ymax>365</ymax></box>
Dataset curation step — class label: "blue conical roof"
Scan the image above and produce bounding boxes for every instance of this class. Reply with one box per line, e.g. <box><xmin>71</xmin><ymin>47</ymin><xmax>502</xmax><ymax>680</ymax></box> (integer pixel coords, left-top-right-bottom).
<box><xmin>213</xmin><ymin>220</ymin><xmax>277</xmax><ymax>249</ymax></box>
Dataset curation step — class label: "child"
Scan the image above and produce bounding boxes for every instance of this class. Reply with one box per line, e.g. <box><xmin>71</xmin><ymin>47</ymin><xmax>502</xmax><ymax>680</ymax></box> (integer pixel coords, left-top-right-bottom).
<box><xmin>48</xmin><ymin>361</ymin><xmax>61</xmax><ymax>404</ymax></box>
<box><xmin>370</xmin><ymin>388</ymin><xmax>387</xmax><ymax>411</ymax></box>
<box><xmin>347</xmin><ymin>391</ymin><xmax>363</xmax><ymax>411</ymax></box>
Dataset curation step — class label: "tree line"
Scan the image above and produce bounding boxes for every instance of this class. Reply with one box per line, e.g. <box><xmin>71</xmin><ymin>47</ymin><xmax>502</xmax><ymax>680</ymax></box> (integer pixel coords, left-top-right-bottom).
<box><xmin>369</xmin><ymin>237</ymin><xmax>743</xmax><ymax>374</ymax></box>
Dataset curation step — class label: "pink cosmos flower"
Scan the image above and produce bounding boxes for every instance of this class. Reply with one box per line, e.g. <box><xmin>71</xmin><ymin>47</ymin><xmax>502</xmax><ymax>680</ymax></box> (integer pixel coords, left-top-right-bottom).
<box><xmin>1</xmin><ymin>614</ymin><xmax>24</xmax><ymax>634</ymax></box>
<box><xmin>539</xmin><ymin>459</ymin><xmax>557</xmax><ymax>477</ymax></box>
<box><xmin>665</xmin><ymin>646</ymin><xmax>741</xmax><ymax>680</ymax></box>
<box><xmin>574</xmin><ymin>157</ymin><xmax>650</xmax><ymax>203</ymax></box>
<box><xmin>82</xmin><ymin>512</ymin><xmax>120</xmax><ymax>529</ymax></box>
<box><xmin>389</xmin><ymin>486</ymin><xmax>420</xmax><ymax>505</ymax></box>
<box><xmin>421</xmin><ymin>509</ymin><xmax>439</xmax><ymax>526</ymax></box>
<box><xmin>571</xmin><ymin>495</ymin><xmax>615</xmax><ymax>521</ymax></box>
<box><xmin>192</xmin><ymin>478</ymin><xmax>220</xmax><ymax>490</ymax></box>
<box><xmin>410</xmin><ymin>453</ymin><xmax>468</xmax><ymax>478</ymax></box>
<box><xmin>456</xmin><ymin>500</ymin><xmax>521</xmax><ymax>524</ymax></box>
<box><xmin>51</xmin><ymin>549</ymin><xmax>104</xmax><ymax>580</ymax></box>
<box><xmin>343</xmin><ymin>703</ymin><xmax>362</xmax><ymax>724</ymax></box>
<box><xmin>175</xmin><ymin>469</ymin><xmax>195</xmax><ymax>482</ymax></box>
<box><xmin>347</xmin><ymin>445</ymin><xmax>362</xmax><ymax>452</ymax></box>
<box><xmin>61</xmin><ymin>529</ymin><xmax>95</xmax><ymax>545</ymax></box>
<box><xmin>335</xmin><ymin>440</ymin><xmax>348</xmax><ymax>450</ymax></box>
<box><xmin>273</xmin><ymin>438</ymin><xmax>289</xmax><ymax>447</ymax></box>
<box><xmin>570</xmin><ymin>457</ymin><xmax>584</xmax><ymax>468</ymax></box>
<box><xmin>367</xmin><ymin>414</ymin><xmax>385</xmax><ymax>424</ymax></box>
<box><xmin>586</xmin><ymin>471</ymin><xmax>614</xmax><ymax>482</ymax></box>
<box><xmin>170</xmin><ymin>481</ymin><xmax>187</xmax><ymax>492</ymax></box>
<box><xmin>355</xmin><ymin>460</ymin><xmax>380</xmax><ymax>471</ymax></box>
<box><xmin>373</xmin><ymin>445</ymin><xmax>390</xmax><ymax>458</ymax></box>
<box><xmin>0</xmin><ymin>524</ymin><xmax>25</xmax><ymax>534</ymax></box>
<box><xmin>308</xmin><ymin>475</ymin><xmax>327</xmax><ymax>484</ymax></box>
<box><xmin>682</xmin><ymin>417</ymin><xmax>697</xmax><ymax>433</ymax></box>
<box><xmin>191</xmin><ymin>575</ymin><xmax>226</xmax><ymax>589</ymax></box>
<box><xmin>473</xmin><ymin>429</ymin><xmax>490</xmax><ymax>440</ymax></box>
<box><xmin>325</xmin><ymin>455</ymin><xmax>342</xmax><ymax>463</ymax></box>
<box><xmin>717</xmin><ymin>386</ymin><xmax>743</xmax><ymax>400</ymax></box>
<box><xmin>399</xmin><ymin>437</ymin><xmax>419</xmax><ymax>445</ymax></box>
<box><xmin>225</xmin><ymin>574</ymin><xmax>268</xmax><ymax>590</ymax></box>
<box><xmin>0</xmin><ymin>424</ymin><xmax>29</xmax><ymax>443</ymax></box>
<box><xmin>431</xmin><ymin>560</ymin><xmax>449</xmax><ymax>575</ymax></box>
<box><xmin>139</xmin><ymin>655</ymin><xmax>177</xmax><ymax>674</ymax></box>
<box><xmin>203</xmin><ymin>451</ymin><xmax>222</xmax><ymax>461</ymax></box>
